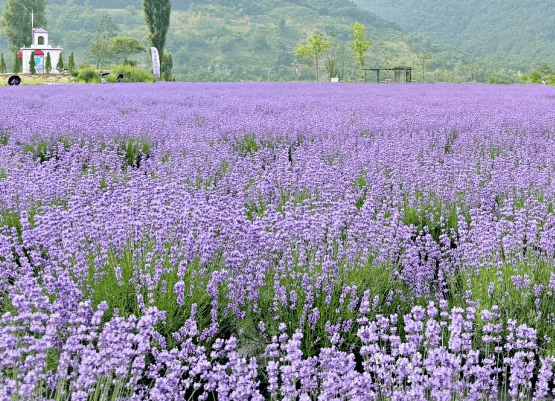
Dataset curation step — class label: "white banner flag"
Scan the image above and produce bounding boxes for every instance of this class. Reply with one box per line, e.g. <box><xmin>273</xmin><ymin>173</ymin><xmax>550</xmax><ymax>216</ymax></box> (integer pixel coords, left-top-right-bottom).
<box><xmin>151</xmin><ymin>47</ymin><xmax>160</xmax><ymax>78</ymax></box>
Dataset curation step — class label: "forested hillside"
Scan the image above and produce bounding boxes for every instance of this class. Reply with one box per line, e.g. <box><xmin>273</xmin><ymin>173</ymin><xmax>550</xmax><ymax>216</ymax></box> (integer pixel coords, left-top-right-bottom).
<box><xmin>0</xmin><ymin>0</ymin><xmax>545</xmax><ymax>82</ymax></box>
<box><xmin>0</xmin><ymin>0</ymin><xmax>433</xmax><ymax>81</ymax></box>
<box><xmin>358</xmin><ymin>0</ymin><xmax>555</xmax><ymax>69</ymax></box>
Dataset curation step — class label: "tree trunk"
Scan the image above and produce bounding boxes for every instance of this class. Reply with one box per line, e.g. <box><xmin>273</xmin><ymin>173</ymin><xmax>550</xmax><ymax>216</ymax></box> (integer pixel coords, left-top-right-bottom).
<box><xmin>315</xmin><ymin>54</ymin><xmax>319</xmax><ymax>82</ymax></box>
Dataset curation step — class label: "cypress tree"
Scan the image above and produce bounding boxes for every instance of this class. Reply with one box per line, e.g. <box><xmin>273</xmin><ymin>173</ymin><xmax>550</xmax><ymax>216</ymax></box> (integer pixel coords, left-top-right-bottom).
<box><xmin>142</xmin><ymin>0</ymin><xmax>171</xmax><ymax>79</ymax></box>
<box><xmin>56</xmin><ymin>53</ymin><xmax>64</xmax><ymax>72</ymax></box>
<box><xmin>68</xmin><ymin>52</ymin><xmax>75</xmax><ymax>73</ymax></box>
<box><xmin>45</xmin><ymin>52</ymin><xmax>51</xmax><ymax>74</ymax></box>
<box><xmin>12</xmin><ymin>51</ymin><xmax>21</xmax><ymax>74</ymax></box>
<box><xmin>0</xmin><ymin>53</ymin><xmax>6</xmax><ymax>73</ymax></box>
<box><xmin>29</xmin><ymin>53</ymin><xmax>35</xmax><ymax>74</ymax></box>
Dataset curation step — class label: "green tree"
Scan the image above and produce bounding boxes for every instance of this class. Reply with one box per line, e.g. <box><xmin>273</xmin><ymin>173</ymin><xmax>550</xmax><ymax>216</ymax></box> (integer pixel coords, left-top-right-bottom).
<box><xmin>12</xmin><ymin>50</ymin><xmax>20</xmax><ymax>73</ymax></box>
<box><xmin>109</xmin><ymin>36</ymin><xmax>146</xmax><ymax>64</ymax></box>
<box><xmin>0</xmin><ymin>0</ymin><xmax>47</xmax><ymax>52</ymax></box>
<box><xmin>68</xmin><ymin>51</ymin><xmax>75</xmax><ymax>73</ymax></box>
<box><xmin>530</xmin><ymin>70</ymin><xmax>542</xmax><ymax>84</ymax></box>
<box><xmin>161</xmin><ymin>50</ymin><xmax>173</xmax><ymax>81</ymax></box>
<box><xmin>325</xmin><ymin>58</ymin><xmax>341</xmax><ymax>81</ymax></box>
<box><xmin>323</xmin><ymin>31</ymin><xmax>342</xmax><ymax>82</ymax></box>
<box><xmin>539</xmin><ymin>63</ymin><xmax>552</xmax><ymax>78</ymax></box>
<box><xmin>0</xmin><ymin>53</ymin><xmax>5</xmax><ymax>73</ymax></box>
<box><xmin>45</xmin><ymin>52</ymin><xmax>51</xmax><ymax>74</ymax></box>
<box><xmin>90</xmin><ymin>12</ymin><xmax>118</xmax><ymax>68</ymax></box>
<box><xmin>143</xmin><ymin>0</ymin><xmax>171</xmax><ymax>78</ymax></box>
<box><xmin>56</xmin><ymin>53</ymin><xmax>64</xmax><ymax>72</ymax></box>
<box><xmin>294</xmin><ymin>33</ymin><xmax>333</xmax><ymax>82</ymax></box>
<box><xmin>29</xmin><ymin>52</ymin><xmax>35</xmax><ymax>74</ymax></box>
<box><xmin>351</xmin><ymin>21</ymin><xmax>372</xmax><ymax>78</ymax></box>
<box><xmin>464</xmin><ymin>59</ymin><xmax>479</xmax><ymax>82</ymax></box>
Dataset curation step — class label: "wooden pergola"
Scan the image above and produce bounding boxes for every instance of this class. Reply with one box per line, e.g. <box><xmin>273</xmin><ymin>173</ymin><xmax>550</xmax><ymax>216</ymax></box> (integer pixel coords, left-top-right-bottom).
<box><xmin>362</xmin><ymin>66</ymin><xmax>412</xmax><ymax>83</ymax></box>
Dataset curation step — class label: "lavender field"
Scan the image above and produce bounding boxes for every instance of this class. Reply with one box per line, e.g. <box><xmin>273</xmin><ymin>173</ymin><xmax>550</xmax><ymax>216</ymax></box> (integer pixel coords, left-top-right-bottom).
<box><xmin>2</xmin><ymin>82</ymin><xmax>555</xmax><ymax>400</ymax></box>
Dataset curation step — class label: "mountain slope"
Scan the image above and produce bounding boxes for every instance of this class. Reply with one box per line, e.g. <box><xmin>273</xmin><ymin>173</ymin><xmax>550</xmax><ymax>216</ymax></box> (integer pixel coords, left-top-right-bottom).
<box><xmin>0</xmin><ymin>0</ymin><xmax>431</xmax><ymax>81</ymax></box>
<box><xmin>357</xmin><ymin>0</ymin><xmax>555</xmax><ymax>65</ymax></box>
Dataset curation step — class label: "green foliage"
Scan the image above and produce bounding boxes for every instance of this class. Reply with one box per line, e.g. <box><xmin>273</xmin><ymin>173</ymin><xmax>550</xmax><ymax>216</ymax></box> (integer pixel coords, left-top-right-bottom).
<box><xmin>325</xmin><ymin>58</ymin><xmax>341</xmax><ymax>81</ymax></box>
<box><xmin>21</xmin><ymin>136</ymin><xmax>76</xmax><ymax>164</ymax></box>
<box><xmin>486</xmin><ymin>73</ymin><xmax>508</xmax><ymax>84</ymax></box>
<box><xmin>123</xmin><ymin>58</ymin><xmax>136</xmax><ymax>67</ymax></box>
<box><xmin>463</xmin><ymin>260</ymin><xmax>555</xmax><ymax>356</ymax></box>
<box><xmin>56</xmin><ymin>52</ymin><xmax>63</xmax><ymax>72</ymax></box>
<box><xmin>0</xmin><ymin>0</ymin><xmax>47</xmax><ymax>51</ymax></box>
<box><xmin>0</xmin><ymin>1</ymin><xmax>464</xmax><ymax>83</ymax></box>
<box><xmin>400</xmin><ymin>193</ymin><xmax>465</xmax><ymax>246</ymax></box>
<box><xmin>351</xmin><ymin>21</ymin><xmax>372</xmax><ymax>76</ymax></box>
<box><xmin>444</xmin><ymin>130</ymin><xmax>459</xmax><ymax>154</ymax></box>
<box><xmin>29</xmin><ymin>52</ymin><xmax>35</xmax><ymax>74</ymax></box>
<box><xmin>0</xmin><ymin>209</ymin><xmax>22</xmax><ymax>244</ymax></box>
<box><xmin>85</xmin><ymin>240</ymin><xmax>232</xmax><ymax>354</ymax></box>
<box><xmin>142</xmin><ymin>0</ymin><xmax>171</xmax><ymax>58</ymax></box>
<box><xmin>45</xmin><ymin>52</ymin><xmax>51</xmax><ymax>74</ymax></box>
<box><xmin>23</xmin><ymin>139</ymin><xmax>50</xmax><ymax>163</ymax></box>
<box><xmin>109</xmin><ymin>36</ymin><xmax>146</xmax><ymax>64</ymax></box>
<box><xmin>357</xmin><ymin>0</ymin><xmax>555</xmax><ymax>74</ymax></box>
<box><xmin>0</xmin><ymin>53</ymin><xmax>5</xmax><ymax>73</ymax></box>
<box><xmin>68</xmin><ymin>52</ymin><xmax>75</xmax><ymax>75</ymax></box>
<box><xmin>160</xmin><ymin>50</ymin><xmax>173</xmax><ymax>81</ymax></box>
<box><xmin>233</xmin><ymin>134</ymin><xmax>260</xmax><ymax>157</ymax></box>
<box><xmin>249</xmin><ymin>253</ymin><xmax>418</xmax><ymax>362</ymax></box>
<box><xmin>115</xmin><ymin>137</ymin><xmax>151</xmax><ymax>168</ymax></box>
<box><xmin>530</xmin><ymin>70</ymin><xmax>542</xmax><ymax>84</ymax></box>
<box><xmin>0</xmin><ymin>131</ymin><xmax>9</xmax><ymax>146</ymax></box>
<box><xmin>107</xmin><ymin>64</ymin><xmax>155</xmax><ymax>83</ymax></box>
<box><xmin>1</xmin><ymin>0</ymin><xmax>542</xmax><ymax>83</ymax></box>
<box><xmin>76</xmin><ymin>65</ymin><xmax>101</xmax><ymax>83</ymax></box>
<box><xmin>11</xmin><ymin>51</ymin><xmax>20</xmax><ymax>74</ymax></box>
<box><xmin>538</xmin><ymin>63</ymin><xmax>552</xmax><ymax>78</ymax></box>
<box><xmin>90</xmin><ymin>13</ymin><xmax>119</xmax><ymax>68</ymax></box>
<box><xmin>294</xmin><ymin>33</ymin><xmax>333</xmax><ymax>82</ymax></box>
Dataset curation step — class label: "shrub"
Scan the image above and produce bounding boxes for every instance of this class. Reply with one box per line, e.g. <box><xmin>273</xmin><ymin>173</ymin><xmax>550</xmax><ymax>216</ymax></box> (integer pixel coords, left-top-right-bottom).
<box><xmin>12</xmin><ymin>51</ymin><xmax>21</xmax><ymax>74</ymax></box>
<box><xmin>123</xmin><ymin>58</ymin><xmax>137</xmax><ymax>67</ymax></box>
<box><xmin>530</xmin><ymin>70</ymin><xmax>542</xmax><ymax>84</ymax></box>
<box><xmin>76</xmin><ymin>65</ymin><xmax>101</xmax><ymax>83</ymax></box>
<box><xmin>106</xmin><ymin>64</ymin><xmax>156</xmax><ymax>83</ymax></box>
<box><xmin>29</xmin><ymin>53</ymin><xmax>36</xmax><ymax>75</ymax></box>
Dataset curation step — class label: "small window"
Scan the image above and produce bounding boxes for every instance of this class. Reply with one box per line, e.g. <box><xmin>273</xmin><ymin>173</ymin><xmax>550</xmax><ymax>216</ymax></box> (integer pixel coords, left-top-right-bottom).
<box><xmin>37</xmin><ymin>36</ymin><xmax>44</xmax><ymax>45</ymax></box>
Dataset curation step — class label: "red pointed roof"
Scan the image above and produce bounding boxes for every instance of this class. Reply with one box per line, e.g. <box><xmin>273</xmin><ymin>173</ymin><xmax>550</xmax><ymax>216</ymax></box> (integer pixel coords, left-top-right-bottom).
<box><xmin>17</xmin><ymin>50</ymin><xmax>44</xmax><ymax>57</ymax></box>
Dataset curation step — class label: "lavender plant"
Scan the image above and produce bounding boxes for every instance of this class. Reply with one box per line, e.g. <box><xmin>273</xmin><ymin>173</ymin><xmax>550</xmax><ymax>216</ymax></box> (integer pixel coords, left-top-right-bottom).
<box><xmin>1</xmin><ymin>82</ymin><xmax>555</xmax><ymax>399</ymax></box>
